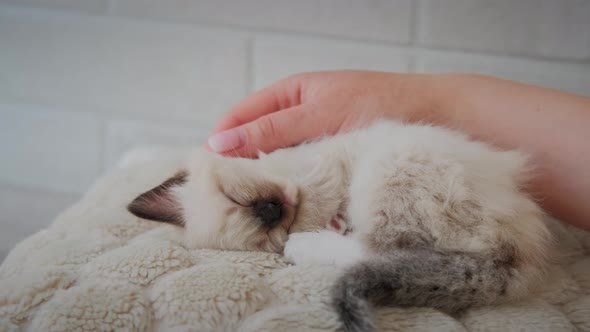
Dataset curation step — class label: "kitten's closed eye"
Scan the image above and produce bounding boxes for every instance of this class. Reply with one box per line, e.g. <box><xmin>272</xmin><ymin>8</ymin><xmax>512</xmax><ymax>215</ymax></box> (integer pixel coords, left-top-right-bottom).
<box><xmin>219</xmin><ymin>181</ymin><xmax>286</xmax><ymax>225</ymax></box>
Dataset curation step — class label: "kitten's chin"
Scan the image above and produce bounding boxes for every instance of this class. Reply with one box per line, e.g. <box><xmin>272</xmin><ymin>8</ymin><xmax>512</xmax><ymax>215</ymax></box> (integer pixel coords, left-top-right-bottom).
<box><xmin>257</xmin><ymin>234</ymin><xmax>289</xmax><ymax>253</ymax></box>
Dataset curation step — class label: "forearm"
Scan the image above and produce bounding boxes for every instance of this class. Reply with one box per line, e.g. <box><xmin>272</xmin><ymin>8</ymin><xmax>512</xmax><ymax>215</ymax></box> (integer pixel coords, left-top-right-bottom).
<box><xmin>423</xmin><ymin>74</ymin><xmax>590</xmax><ymax>230</ymax></box>
<box><xmin>211</xmin><ymin>70</ymin><xmax>589</xmax><ymax>229</ymax></box>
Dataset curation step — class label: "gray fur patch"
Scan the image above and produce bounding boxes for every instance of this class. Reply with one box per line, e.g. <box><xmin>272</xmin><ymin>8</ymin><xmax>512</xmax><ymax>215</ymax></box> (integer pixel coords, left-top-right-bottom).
<box><xmin>332</xmin><ymin>249</ymin><xmax>515</xmax><ymax>332</ymax></box>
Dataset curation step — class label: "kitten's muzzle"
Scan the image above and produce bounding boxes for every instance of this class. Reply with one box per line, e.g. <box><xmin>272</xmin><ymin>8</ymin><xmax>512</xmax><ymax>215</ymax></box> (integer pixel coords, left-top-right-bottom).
<box><xmin>254</xmin><ymin>199</ymin><xmax>283</xmax><ymax>226</ymax></box>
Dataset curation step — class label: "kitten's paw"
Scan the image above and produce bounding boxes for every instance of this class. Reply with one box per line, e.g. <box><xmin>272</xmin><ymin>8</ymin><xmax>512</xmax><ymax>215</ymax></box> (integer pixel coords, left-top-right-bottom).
<box><xmin>283</xmin><ymin>232</ymin><xmax>321</xmax><ymax>265</ymax></box>
<box><xmin>283</xmin><ymin>231</ymin><xmax>364</xmax><ymax>266</ymax></box>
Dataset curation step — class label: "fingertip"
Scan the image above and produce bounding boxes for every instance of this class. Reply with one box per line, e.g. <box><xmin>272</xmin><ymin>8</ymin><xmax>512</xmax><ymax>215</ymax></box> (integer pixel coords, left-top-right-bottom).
<box><xmin>207</xmin><ymin>128</ymin><xmax>246</xmax><ymax>153</ymax></box>
<box><xmin>218</xmin><ymin>146</ymin><xmax>259</xmax><ymax>159</ymax></box>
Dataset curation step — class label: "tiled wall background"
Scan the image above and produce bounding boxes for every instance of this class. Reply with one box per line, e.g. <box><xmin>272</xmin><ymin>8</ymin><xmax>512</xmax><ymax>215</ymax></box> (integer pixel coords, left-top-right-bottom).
<box><xmin>1</xmin><ymin>1</ymin><xmax>589</xmax><ymax>259</ymax></box>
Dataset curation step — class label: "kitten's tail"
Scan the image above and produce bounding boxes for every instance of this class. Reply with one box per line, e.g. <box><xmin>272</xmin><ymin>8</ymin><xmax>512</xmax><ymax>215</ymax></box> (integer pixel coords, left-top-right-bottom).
<box><xmin>332</xmin><ymin>248</ymin><xmax>538</xmax><ymax>332</ymax></box>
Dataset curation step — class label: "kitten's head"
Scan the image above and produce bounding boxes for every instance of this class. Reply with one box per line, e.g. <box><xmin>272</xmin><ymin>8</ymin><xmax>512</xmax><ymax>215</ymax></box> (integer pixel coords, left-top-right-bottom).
<box><xmin>127</xmin><ymin>148</ymin><xmax>343</xmax><ymax>253</ymax></box>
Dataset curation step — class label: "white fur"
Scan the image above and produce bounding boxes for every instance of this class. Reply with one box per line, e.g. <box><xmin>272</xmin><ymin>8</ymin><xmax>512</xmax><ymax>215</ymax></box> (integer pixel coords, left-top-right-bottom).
<box><xmin>1</xmin><ymin>143</ymin><xmax>588</xmax><ymax>332</ymax></box>
<box><xmin>176</xmin><ymin>121</ymin><xmax>548</xmax><ymax>264</ymax></box>
<box><xmin>128</xmin><ymin>120</ymin><xmax>551</xmax><ymax>299</ymax></box>
<box><xmin>284</xmin><ymin>231</ymin><xmax>365</xmax><ymax>267</ymax></box>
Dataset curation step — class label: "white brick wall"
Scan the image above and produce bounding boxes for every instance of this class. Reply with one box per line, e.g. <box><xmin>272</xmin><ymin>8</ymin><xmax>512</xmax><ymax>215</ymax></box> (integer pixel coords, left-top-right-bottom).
<box><xmin>0</xmin><ymin>1</ymin><xmax>589</xmax><ymax>260</ymax></box>
<box><xmin>110</xmin><ymin>0</ymin><xmax>414</xmax><ymax>44</ymax></box>
<box><xmin>0</xmin><ymin>103</ymin><xmax>102</xmax><ymax>193</ymax></box>
<box><xmin>416</xmin><ymin>51</ymin><xmax>590</xmax><ymax>97</ymax></box>
<box><xmin>0</xmin><ymin>8</ymin><xmax>248</xmax><ymax>124</ymax></box>
<box><xmin>104</xmin><ymin>120</ymin><xmax>209</xmax><ymax>169</ymax></box>
<box><xmin>0</xmin><ymin>0</ymin><xmax>108</xmax><ymax>13</ymax></box>
<box><xmin>418</xmin><ymin>0</ymin><xmax>590</xmax><ymax>59</ymax></box>
<box><xmin>0</xmin><ymin>185</ymin><xmax>77</xmax><ymax>259</ymax></box>
<box><xmin>254</xmin><ymin>35</ymin><xmax>412</xmax><ymax>90</ymax></box>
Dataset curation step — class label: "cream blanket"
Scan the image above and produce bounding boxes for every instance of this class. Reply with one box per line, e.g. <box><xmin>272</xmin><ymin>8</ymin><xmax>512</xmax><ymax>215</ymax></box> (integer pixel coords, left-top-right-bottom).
<box><xmin>1</xmin><ymin>149</ymin><xmax>589</xmax><ymax>332</ymax></box>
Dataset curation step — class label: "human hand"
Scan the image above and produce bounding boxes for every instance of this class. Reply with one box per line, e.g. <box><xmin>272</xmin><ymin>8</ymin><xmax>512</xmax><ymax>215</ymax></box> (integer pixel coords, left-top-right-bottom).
<box><xmin>207</xmin><ymin>70</ymin><xmax>440</xmax><ymax>158</ymax></box>
<box><xmin>207</xmin><ymin>69</ymin><xmax>590</xmax><ymax>232</ymax></box>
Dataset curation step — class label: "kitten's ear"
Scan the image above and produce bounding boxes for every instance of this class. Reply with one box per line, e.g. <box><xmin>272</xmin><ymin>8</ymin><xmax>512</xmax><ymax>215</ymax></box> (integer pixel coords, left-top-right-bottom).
<box><xmin>127</xmin><ymin>170</ymin><xmax>188</xmax><ymax>226</ymax></box>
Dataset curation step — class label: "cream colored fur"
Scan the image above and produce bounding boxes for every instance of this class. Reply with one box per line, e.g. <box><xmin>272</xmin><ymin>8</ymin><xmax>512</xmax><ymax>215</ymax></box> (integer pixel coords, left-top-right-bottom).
<box><xmin>135</xmin><ymin>121</ymin><xmax>551</xmax><ymax>303</ymax></box>
<box><xmin>1</xmin><ymin>146</ymin><xmax>589</xmax><ymax>331</ymax></box>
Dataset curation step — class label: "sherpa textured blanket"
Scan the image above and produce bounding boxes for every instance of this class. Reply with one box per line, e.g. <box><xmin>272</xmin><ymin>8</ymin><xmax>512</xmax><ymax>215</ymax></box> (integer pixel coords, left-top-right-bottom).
<box><xmin>1</xmin><ymin>148</ymin><xmax>589</xmax><ymax>332</ymax></box>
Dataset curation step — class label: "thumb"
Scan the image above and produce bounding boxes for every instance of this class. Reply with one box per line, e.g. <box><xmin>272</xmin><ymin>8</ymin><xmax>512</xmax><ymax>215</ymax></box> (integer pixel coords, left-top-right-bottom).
<box><xmin>207</xmin><ymin>105</ymin><xmax>324</xmax><ymax>158</ymax></box>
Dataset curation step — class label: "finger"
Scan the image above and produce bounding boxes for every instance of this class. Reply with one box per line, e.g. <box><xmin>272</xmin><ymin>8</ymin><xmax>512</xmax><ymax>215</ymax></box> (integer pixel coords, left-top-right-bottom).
<box><xmin>208</xmin><ymin>104</ymin><xmax>335</xmax><ymax>158</ymax></box>
<box><xmin>211</xmin><ymin>75</ymin><xmax>304</xmax><ymax>134</ymax></box>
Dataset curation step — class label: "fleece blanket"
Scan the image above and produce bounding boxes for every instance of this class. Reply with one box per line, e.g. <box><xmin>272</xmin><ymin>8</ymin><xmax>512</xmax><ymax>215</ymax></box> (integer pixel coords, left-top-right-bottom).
<box><xmin>1</xmin><ymin>148</ymin><xmax>589</xmax><ymax>332</ymax></box>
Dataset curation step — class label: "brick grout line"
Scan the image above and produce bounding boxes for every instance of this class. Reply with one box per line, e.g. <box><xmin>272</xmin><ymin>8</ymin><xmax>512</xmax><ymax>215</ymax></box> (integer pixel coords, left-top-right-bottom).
<box><xmin>245</xmin><ymin>35</ymin><xmax>255</xmax><ymax>95</ymax></box>
<box><xmin>0</xmin><ymin>180</ymin><xmax>81</xmax><ymax>198</ymax></box>
<box><xmin>252</xmin><ymin>31</ymin><xmax>590</xmax><ymax>69</ymax></box>
<box><xmin>96</xmin><ymin>113</ymin><xmax>109</xmax><ymax>173</ymax></box>
<box><xmin>407</xmin><ymin>0</ymin><xmax>419</xmax><ymax>73</ymax></box>
<box><xmin>408</xmin><ymin>55</ymin><xmax>417</xmax><ymax>73</ymax></box>
<box><xmin>105</xmin><ymin>0</ymin><xmax>114</xmax><ymax>14</ymax></box>
<box><xmin>409</xmin><ymin>0</ymin><xmax>420</xmax><ymax>47</ymax></box>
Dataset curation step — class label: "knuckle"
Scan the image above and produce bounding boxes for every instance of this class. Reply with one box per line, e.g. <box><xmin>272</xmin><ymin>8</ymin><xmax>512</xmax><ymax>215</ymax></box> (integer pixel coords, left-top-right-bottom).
<box><xmin>223</xmin><ymin>113</ymin><xmax>242</xmax><ymax>127</ymax></box>
<box><xmin>286</xmin><ymin>71</ymin><xmax>312</xmax><ymax>83</ymax></box>
<box><xmin>256</xmin><ymin>116</ymin><xmax>280</xmax><ymax>140</ymax></box>
<box><xmin>287</xmin><ymin>72</ymin><xmax>306</xmax><ymax>80</ymax></box>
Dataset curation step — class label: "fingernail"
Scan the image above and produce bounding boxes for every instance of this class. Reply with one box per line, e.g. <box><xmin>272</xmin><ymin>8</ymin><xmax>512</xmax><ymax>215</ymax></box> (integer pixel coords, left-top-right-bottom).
<box><xmin>207</xmin><ymin>128</ymin><xmax>244</xmax><ymax>153</ymax></box>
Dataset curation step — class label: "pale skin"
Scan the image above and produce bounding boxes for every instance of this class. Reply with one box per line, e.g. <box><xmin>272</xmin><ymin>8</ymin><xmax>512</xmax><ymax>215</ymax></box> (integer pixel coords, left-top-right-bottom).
<box><xmin>207</xmin><ymin>70</ymin><xmax>590</xmax><ymax>231</ymax></box>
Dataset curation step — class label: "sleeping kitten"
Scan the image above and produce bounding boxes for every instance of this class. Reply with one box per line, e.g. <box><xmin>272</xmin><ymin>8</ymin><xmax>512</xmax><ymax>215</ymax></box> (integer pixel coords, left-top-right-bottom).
<box><xmin>127</xmin><ymin>120</ymin><xmax>551</xmax><ymax>332</ymax></box>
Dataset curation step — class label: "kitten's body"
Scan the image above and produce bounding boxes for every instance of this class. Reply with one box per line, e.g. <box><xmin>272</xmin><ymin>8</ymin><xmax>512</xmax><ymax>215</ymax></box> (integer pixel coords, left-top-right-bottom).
<box><xmin>128</xmin><ymin>120</ymin><xmax>551</xmax><ymax>332</ymax></box>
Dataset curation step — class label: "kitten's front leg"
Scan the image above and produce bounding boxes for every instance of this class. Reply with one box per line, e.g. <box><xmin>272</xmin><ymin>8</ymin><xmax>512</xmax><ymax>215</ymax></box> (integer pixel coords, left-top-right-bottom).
<box><xmin>283</xmin><ymin>231</ymin><xmax>365</xmax><ymax>266</ymax></box>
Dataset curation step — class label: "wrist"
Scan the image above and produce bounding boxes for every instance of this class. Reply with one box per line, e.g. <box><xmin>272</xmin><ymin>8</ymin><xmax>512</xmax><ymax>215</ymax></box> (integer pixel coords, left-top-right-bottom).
<box><xmin>409</xmin><ymin>73</ymin><xmax>495</xmax><ymax>127</ymax></box>
<box><xmin>390</xmin><ymin>73</ymin><xmax>458</xmax><ymax>126</ymax></box>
